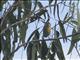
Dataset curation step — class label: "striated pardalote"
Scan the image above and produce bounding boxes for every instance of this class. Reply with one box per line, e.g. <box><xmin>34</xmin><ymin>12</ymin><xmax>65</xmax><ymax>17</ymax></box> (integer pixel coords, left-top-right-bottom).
<box><xmin>43</xmin><ymin>20</ymin><xmax>51</xmax><ymax>37</ymax></box>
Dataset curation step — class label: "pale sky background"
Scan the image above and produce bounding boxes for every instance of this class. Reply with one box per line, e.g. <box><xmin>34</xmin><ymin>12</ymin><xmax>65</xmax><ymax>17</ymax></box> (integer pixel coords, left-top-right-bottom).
<box><xmin>0</xmin><ymin>1</ymin><xmax>80</xmax><ymax>60</ymax></box>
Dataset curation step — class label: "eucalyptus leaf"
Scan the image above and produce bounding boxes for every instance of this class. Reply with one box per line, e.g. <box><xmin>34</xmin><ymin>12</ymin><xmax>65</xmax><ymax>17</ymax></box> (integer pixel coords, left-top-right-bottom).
<box><xmin>77</xmin><ymin>4</ymin><xmax>80</xmax><ymax>25</ymax></box>
<box><xmin>19</xmin><ymin>22</ymin><xmax>28</xmax><ymax>44</ymax></box>
<box><xmin>32</xmin><ymin>30</ymin><xmax>39</xmax><ymax>41</ymax></box>
<box><xmin>0</xmin><ymin>0</ymin><xmax>8</xmax><ymax>11</ymax></box>
<box><xmin>2</xmin><ymin>29</ymin><xmax>11</xmax><ymax>60</ymax></box>
<box><xmin>58</xmin><ymin>20</ymin><xmax>67</xmax><ymax>43</ymax></box>
<box><xmin>7</xmin><ymin>13</ymin><xmax>18</xmax><ymax>45</ymax></box>
<box><xmin>67</xmin><ymin>28</ymin><xmax>80</xmax><ymax>54</ymax></box>
<box><xmin>7</xmin><ymin>13</ymin><xmax>16</xmax><ymax>24</ymax></box>
<box><xmin>32</xmin><ymin>42</ymin><xmax>37</xmax><ymax>60</ymax></box>
<box><xmin>0</xmin><ymin>35</ymin><xmax>1</xmax><ymax>53</ymax></box>
<box><xmin>23</xmin><ymin>0</ymin><xmax>32</xmax><ymax>18</ymax></box>
<box><xmin>30</xmin><ymin>9</ymin><xmax>47</xmax><ymax>23</ymax></box>
<box><xmin>70</xmin><ymin>20</ymin><xmax>78</xmax><ymax>25</ymax></box>
<box><xmin>57</xmin><ymin>4</ymin><xmax>60</xmax><ymax>20</ymax></box>
<box><xmin>24</xmin><ymin>28</ymin><xmax>40</xmax><ymax>49</ymax></box>
<box><xmin>37</xmin><ymin>2</ymin><xmax>47</xmax><ymax>19</ymax></box>
<box><xmin>63</xmin><ymin>12</ymin><xmax>68</xmax><ymax>22</ymax></box>
<box><xmin>27</xmin><ymin>42</ymin><xmax>33</xmax><ymax>60</ymax></box>
<box><xmin>5</xmin><ymin>29</ymin><xmax>11</xmax><ymax>53</ymax></box>
<box><xmin>37</xmin><ymin>2</ymin><xmax>43</xmax><ymax>8</ymax></box>
<box><xmin>51</xmin><ymin>41</ymin><xmax>56</xmax><ymax>53</ymax></box>
<box><xmin>63</xmin><ymin>16</ymin><xmax>72</xmax><ymax>24</ymax></box>
<box><xmin>27</xmin><ymin>42</ymin><xmax>38</xmax><ymax>60</ymax></box>
<box><xmin>13</xmin><ymin>26</ymin><xmax>18</xmax><ymax>45</ymax></box>
<box><xmin>54</xmin><ymin>39</ymin><xmax>65</xmax><ymax>60</ymax></box>
<box><xmin>49</xmin><ymin>0</ymin><xmax>53</xmax><ymax>4</ymax></box>
<box><xmin>31</xmin><ymin>30</ymin><xmax>40</xmax><ymax>60</ymax></box>
<box><xmin>40</xmin><ymin>40</ymin><xmax>48</xmax><ymax>59</ymax></box>
<box><xmin>53</xmin><ymin>27</ymin><xmax>65</xmax><ymax>60</ymax></box>
<box><xmin>53</xmin><ymin>0</ymin><xmax>57</xmax><ymax>17</ymax></box>
<box><xmin>49</xmin><ymin>0</ymin><xmax>53</xmax><ymax>13</ymax></box>
<box><xmin>48</xmin><ymin>52</ymin><xmax>55</xmax><ymax>60</ymax></box>
<box><xmin>32</xmin><ymin>0</ymin><xmax>38</xmax><ymax>12</ymax></box>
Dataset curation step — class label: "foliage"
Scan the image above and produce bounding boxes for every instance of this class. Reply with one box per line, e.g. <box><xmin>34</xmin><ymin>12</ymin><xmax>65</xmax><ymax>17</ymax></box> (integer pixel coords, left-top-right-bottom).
<box><xmin>0</xmin><ymin>0</ymin><xmax>80</xmax><ymax>60</ymax></box>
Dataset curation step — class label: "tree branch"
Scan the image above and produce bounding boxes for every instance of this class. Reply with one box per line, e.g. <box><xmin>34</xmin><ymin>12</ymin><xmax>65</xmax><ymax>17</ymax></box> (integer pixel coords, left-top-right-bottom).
<box><xmin>9</xmin><ymin>32</ymin><xmax>80</xmax><ymax>57</ymax></box>
<box><xmin>0</xmin><ymin>2</ymin><xmax>62</xmax><ymax>35</ymax></box>
<box><xmin>32</xmin><ymin>32</ymin><xmax>80</xmax><ymax>42</ymax></box>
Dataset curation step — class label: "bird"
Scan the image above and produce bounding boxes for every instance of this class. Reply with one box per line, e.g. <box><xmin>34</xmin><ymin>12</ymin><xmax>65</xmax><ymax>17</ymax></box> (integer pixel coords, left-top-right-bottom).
<box><xmin>43</xmin><ymin>20</ymin><xmax>51</xmax><ymax>37</ymax></box>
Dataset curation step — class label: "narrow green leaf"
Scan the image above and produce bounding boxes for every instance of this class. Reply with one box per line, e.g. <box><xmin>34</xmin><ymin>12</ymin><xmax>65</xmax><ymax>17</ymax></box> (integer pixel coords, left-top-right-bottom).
<box><xmin>67</xmin><ymin>28</ymin><xmax>80</xmax><ymax>54</ymax></box>
<box><xmin>27</xmin><ymin>31</ymin><xmax>38</xmax><ymax>60</ymax></box>
<box><xmin>77</xmin><ymin>25</ymin><xmax>80</xmax><ymax>33</ymax></box>
<box><xmin>49</xmin><ymin>0</ymin><xmax>53</xmax><ymax>4</ymax></box>
<box><xmin>67</xmin><ymin>28</ymin><xmax>76</xmax><ymax>55</ymax></box>
<box><xmin>18</xmin><ymin>4</ymin><xmax>22</xmax><ymax>20</ymax></box>
<box><xmin>40</xmin><ymin>40</ymin><xmax>48</xmax><ymax>59</ymax></box>
<box><xmin>30</xmin><ymin>9</ymin><xmax>47</xmax><ymax>23</ymax></box>
<box><xmin>58</xmin><ymin>20</ymin><xmax>67</xmax><ymax>43</ymax></box>
<box><xmin>32</xmin><ymin>30</ymin><xmax>40</xmax><ymax>55</ymax></box>
<box><xmin>49</xmin><ymin>0</ymin><xmax>53</xmax><ymax>13</ymax></box>
<box><xmin>23</xmin><ymin>0</ymin><xmax>32</xmax><ymax>18</ymax></box>
<box><xmin>27</xmin><ymin>42</ymin><xmax>33</xmax><ymax>60</ymax></box>
<box><xmin>32</xmin><ymin>0</ymin><xmax>38</xmax><ymax>12</ymax></box>
<box><xmin>2</xmin><ymin>29</ymin><xmax>11</xmax><ymax>60</ymax></box>
<box><xmin>57</xmin><ymin>4</ymin><xmax>60</xmax><ymax>20</ymax></box>
<box><xmin>31</xmin><ymin>30</ymin><xmax>41</xmax><ymax>58</ymax></box>
<box><xmin>51</xmin><ymin>41</ymin><xmax>56</xmax><ymax>53</ymax></box>
<box><xmin>7</xmin><ymin>13</ymin><xmax>18</xmax><ymax>45</ymax></box>
<box><xmin>0</xmin><ymin>1</ymin><xmax>8</xmax><ymax>11</ymax></box>
<box><xmin>63</xmin><ymin>12</ymin><xmax>68</xmax><ymax>22</ymax></box>
<box><xmin>37</xmin><ymin>2</ymin><xmax>47</xmax><ymax>19</ymax></box>
<box><xmin>69</xmin><ymin>0</ymin><xmax>72</xmax><ymax>14</ymax></box>
<box><xmin>70</xmin><ymin>20</ymin><xmax>78</xmax><ymax>25</ymax></box>
<box><xmin>37</xmin><ymin>2</ymin><xmax>43</xmax><ymax>8</ymax></box>
<box><xmin>77</xmin><ymin>3</ymin><xmax>80</xmax><ymax>25</ymax></box>
<box><xmin>5</xmin><ymin>29</ymin><xmax>11</xmax><ymax>52</ymax></box>
<box><xmin>17</xmin><ymin>1</ymin><xmax>29</xmax><ymax>44</ymax></box>
<box><xmin>55</xmin><ymin>39</ymin><xmax>65</xmax><ymax>60</ymax></box>
<box><xmin>77</xmin><ymin>7</ymin><xmax>80</xmax><ymax>33</ymax></box>
<box><xmin>32</xmin><ymin>42</ymin><xmax>37</xmax><ymax>60</ymax></box>
<box><xmin>53</xmin><ymin>0</ymin><xmax>57</xmax><ymax>17</ymax></box>
<box><xmin>19</xmin><ymin>22</ymin><xmax>28</xmax><ymax>43</ymax></box>
<box><xmin>63</xmin><ymin>16</ymin><xmax>72</xmax><ymax>24</ymax></box>
<box><xmin>53</xmin><ymin>28</ymin><xmax>65</xmax><ymax>60</ymax></box>
<box><xmin>0</xmin><ymin>3</ymin><xmax>3</xmax><ymax>11</ymax></box>
<box><xmin>32</xmin><ymin>30</ymin><xmax>40</xmax><ymax>41</ymax></box>
<box><xmin>0</xmin><ymin>35</ymin><xmax>1</xmax><ymax>53</ymax></box>
<box><xmin>7</xmin><ymin>13</ymin><xmax>16</xmax><ymax>24</ymax></box>
<box><xmin>48</xmin><ymin>52</ymin><xmax>55</xmax><ymax>60</ymax></box>
<box><xmin>13</xmin><ymin>26</ymin><xmax>18</xmax><ymax>45</ymax></box>
<box><xmin>24</xmin><ymin>28</ymin><xmax>40</xmax><ymax>49</ymax></box>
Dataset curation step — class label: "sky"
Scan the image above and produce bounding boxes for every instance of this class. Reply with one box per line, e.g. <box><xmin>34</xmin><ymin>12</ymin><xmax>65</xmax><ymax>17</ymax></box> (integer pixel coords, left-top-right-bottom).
<box><xmin>0</xmin><ymin>1</ymin><xmax>80</xmax><ymax>60</ymax></box>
